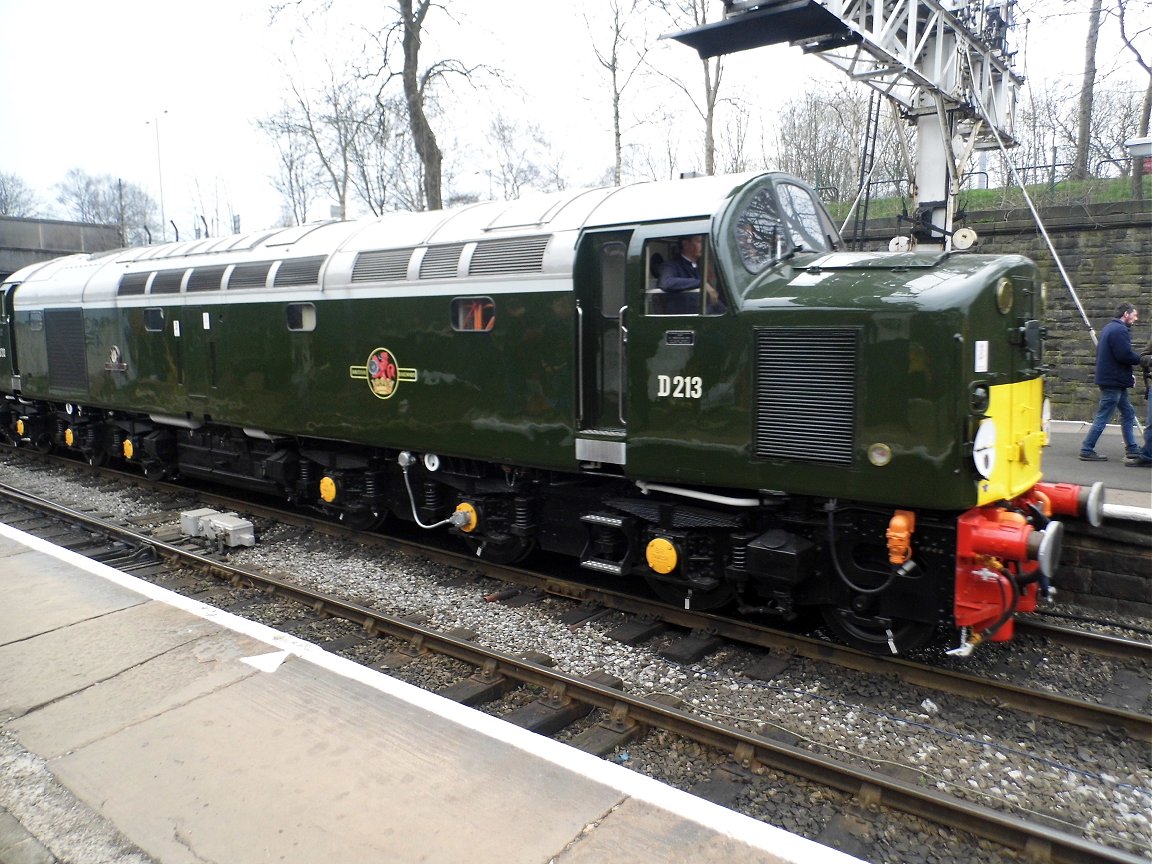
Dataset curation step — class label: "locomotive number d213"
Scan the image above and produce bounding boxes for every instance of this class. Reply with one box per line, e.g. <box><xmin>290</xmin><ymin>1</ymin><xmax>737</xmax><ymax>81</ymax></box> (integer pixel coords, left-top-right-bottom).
<box><xmin>656</xmin><ymin>375</ymin><xmax>703</xmax><ymax>398</ymax></box>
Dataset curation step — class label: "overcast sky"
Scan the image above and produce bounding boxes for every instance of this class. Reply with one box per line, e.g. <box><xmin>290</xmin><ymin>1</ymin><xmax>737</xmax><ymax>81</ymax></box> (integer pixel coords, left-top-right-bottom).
<box><xmin>0</xmin><ymin>0</ymin><xmax>1146</xmax><ymax>237</ymax></box>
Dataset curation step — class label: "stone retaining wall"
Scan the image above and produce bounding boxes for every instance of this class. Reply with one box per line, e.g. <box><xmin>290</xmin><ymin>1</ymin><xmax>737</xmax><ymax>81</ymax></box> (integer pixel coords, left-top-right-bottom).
<box><xmin>1060</xmin><ymin>521</ymin><xmax>1152</xmax><ymax>619</ymax></box>
<box><xmin>859</xmin><ymin>200</ymin><xmax>1152</xmax><ymax>420</ymax></box>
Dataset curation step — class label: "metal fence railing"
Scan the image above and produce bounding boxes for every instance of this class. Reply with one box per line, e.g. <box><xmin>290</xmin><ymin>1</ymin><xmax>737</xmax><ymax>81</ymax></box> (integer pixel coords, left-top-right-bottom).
<box><xmin>824</xmin><ymin>159</ymin><xmax>1149</xmax><ymax>235</ymax></box>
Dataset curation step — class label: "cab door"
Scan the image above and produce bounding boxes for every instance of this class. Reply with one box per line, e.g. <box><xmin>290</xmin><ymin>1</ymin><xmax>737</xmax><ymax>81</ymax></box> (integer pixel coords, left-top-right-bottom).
<box><xmin>179</xmin><ymin>305</ymin><xmax>217</xmax><ymax>399</ymax></box>
<box><xmin>623</xmin><ymin>223</ymin><xmax>739</xmax><ymax>485</ymax></box>
<box><xmin>573</xmin><ymin>230</ymin><xmax>630</xmax><ymax>465</ymax></box>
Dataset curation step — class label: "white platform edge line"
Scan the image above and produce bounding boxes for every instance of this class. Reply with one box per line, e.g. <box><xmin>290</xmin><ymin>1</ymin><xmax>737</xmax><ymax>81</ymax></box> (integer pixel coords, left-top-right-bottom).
<box><xmin>0</xmin><ymin>522</ymin><xmax>864</xmax><ymax>863</ymax></box>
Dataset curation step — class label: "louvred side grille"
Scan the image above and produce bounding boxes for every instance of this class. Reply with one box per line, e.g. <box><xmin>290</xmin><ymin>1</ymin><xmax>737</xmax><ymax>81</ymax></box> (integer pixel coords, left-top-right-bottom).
<box><xmin>754</xmin><ymin>328</ymin><xmax>857</xmax><ymax>465</ymax></box>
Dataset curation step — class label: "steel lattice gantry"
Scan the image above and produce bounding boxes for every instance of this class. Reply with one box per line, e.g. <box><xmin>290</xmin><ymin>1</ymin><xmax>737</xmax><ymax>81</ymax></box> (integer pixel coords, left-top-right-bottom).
<box><xmin>670</xmin><ymin>0</ymin><xmax>1024</xmax><ymax>246</ymax></box>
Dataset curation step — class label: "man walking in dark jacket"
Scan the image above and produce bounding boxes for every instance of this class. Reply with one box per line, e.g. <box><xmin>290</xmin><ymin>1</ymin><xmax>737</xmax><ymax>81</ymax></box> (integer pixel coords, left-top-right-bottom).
<box><xmin>1124</xmin><ymin>335</ymin><xmax>1152</xmax><ymax>468</ymax></box>
<box><xmin>1080</xmin><ymin>303</ymin><xmax>1142</xmax><ymax>462</ymax></box>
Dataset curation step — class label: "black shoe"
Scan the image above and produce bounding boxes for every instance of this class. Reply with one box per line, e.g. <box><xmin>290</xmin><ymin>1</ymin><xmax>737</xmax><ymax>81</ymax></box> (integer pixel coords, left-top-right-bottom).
<box><xmin>1079</xmin><ymin>452</ymin><xmax>1108</xmax><ymax>462</ymax></box>
<box><xmin>1124</xmin><ymin>457</ymin><xmax>1152</xmax><ymax>468</ymax></box>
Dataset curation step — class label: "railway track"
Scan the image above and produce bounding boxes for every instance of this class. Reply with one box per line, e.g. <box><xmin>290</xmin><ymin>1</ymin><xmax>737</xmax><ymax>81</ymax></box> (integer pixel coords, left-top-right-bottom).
<box><xmin>6</xmin><ymin>461</ymin><xmax>1148</xmax><ymax>737</ymax></box>
<box><xmin>1</xmin><ymin>478</ymin><xmax>1148</xmax><ymax>864</ymax></box>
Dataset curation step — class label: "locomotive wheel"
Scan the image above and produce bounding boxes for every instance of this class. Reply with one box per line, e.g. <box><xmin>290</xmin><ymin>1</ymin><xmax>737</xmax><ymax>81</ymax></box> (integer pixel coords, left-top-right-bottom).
<box><xmin>644</xmin><ymin>575</ymin><xmax>736</xmax><ymax>611</ymax></box>
<box><xmin>338</xmin><ymin>509</ymin><xmax>386</xmax><ymax>532</ymax></box>
<box><xmin>818</xmin><ymin>605</ymin><xmax>938</xmax><ymax>655</ymax></box>
<box><xmin>85</xmin><ymin>449</ymin><xmax>108</xmax><ymax>467</ymax></box>
<box><xmin>141</xmin><ymin>461</ymin><xmax>173</xmax><ymax>481</ymax></box>
<box><xmin>461</xmin><ymin>534</ymin><xmax>535</xmax><ymax>564</ymax></box>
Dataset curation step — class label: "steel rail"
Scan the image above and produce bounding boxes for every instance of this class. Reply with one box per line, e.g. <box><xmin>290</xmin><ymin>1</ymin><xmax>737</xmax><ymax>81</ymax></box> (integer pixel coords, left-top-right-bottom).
<box><xmin>0</xmin><ymin>482</ymin><xmax>1144</xmax><ymax>864</ymax></box>
<box><xmin>3</xmin><ymin>471</ymin><xmax>1147</xmax><ymax>744</ymax></box>
<box><xmin>529</xmin><ymin>571</ymin><xmax>1152</xmax><ymax>743</ymax></box>
<box><xmin>1016</xmin><ymin>617</ymin><xmax>1152</xmax><ymax>663</ymax></box>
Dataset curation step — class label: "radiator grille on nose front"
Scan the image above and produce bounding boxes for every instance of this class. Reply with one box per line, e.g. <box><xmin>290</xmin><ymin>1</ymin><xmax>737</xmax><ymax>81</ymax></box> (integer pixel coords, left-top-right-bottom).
<box><xmin>754</xmin><ymin>328</ymin><xmax>857</xmax><ymax>465</ymax></box>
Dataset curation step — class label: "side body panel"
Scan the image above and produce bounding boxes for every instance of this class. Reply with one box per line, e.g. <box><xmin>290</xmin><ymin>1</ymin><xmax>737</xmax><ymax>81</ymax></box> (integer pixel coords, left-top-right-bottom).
<box><xmin>187</xmin><ymin>288</ymin><xmax>580</xmax><ymax>470</ymax></box>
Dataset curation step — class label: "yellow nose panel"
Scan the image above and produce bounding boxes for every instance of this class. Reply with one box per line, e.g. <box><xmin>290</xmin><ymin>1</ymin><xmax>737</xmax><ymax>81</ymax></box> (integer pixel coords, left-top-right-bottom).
<box><xmin>978</xmin><ymin>377</ymin><xmax>1045</xmax><ymax>505</ymax></box>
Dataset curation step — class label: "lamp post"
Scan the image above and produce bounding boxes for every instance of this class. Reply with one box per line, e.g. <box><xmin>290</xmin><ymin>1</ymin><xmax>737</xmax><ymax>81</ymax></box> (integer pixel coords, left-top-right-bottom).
<box><xmin>147</xmin><ymin>111</ymin><xmax>168</xmax><ymax>241</ymax></box>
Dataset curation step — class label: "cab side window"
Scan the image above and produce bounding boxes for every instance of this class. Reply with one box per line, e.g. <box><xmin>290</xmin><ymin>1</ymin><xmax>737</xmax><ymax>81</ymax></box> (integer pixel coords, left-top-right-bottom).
<box><xmin>644</xmin><ymin>236</ymin><xmax>723</xmax><ymax>316</ymax></box>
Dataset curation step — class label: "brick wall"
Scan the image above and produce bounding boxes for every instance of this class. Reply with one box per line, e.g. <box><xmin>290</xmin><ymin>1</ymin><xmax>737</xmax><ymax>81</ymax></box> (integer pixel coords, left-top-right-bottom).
<box><xmin>860</xmin><ymin>200</ymin><xmax>1152</xmax><ymax>420</ymax></box>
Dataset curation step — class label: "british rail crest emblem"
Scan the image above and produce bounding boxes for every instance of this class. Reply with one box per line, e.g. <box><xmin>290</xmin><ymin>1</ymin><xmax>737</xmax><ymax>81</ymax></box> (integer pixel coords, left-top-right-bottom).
<box><xmin>349</xmin><ymin>347</ymin><xmax>417</xmax><ymax>399</ymax></box>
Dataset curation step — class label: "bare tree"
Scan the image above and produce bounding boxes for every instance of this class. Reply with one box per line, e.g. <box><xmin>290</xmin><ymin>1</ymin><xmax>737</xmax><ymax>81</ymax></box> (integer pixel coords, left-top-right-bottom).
<box><xmin>258</xmin><ymin>105</ymin><xmax>323</xmax><ymax>225</ymax></box>
<box><xmin>1073</xmin><ymin>0</ymin><xmax>1105</xmax><ymax>179</ymax></box>
<box><xmin>361</xmin><ymin>1</ymin><xmax>486</xmax><ymax>211</ymax></box>
<box><xmin>770</xmin><ymin>82</ymin><xmax>907</xmax><ymax>201</ymax></box>
<box><xmin>301</xmin><ymin>71</ymin><xmax>366</xmax><ymax>220</ymax></box>
<box><xmin>1018</xmin><ymin>79</ymin><xmax>1144</xmax><ymax>185</ymax></box>
<box><xmin>648</xmin><ymin>0</ymin><xmax>724</xmax><ymax>175</ymax></box>
<box><xmin>350</xmin><ymin>94</ymin><xmax>433</xmax><ymax>215</ymax></box>
<box><xmin>716</xmin><ymin>98</ymin><xmax>753</xmax><ymax>175</ymax></box>
<box><xmin>270</xmin><ymin>1</ymin><xmax>482</xmax><ymax>212</ymax></box>
<box><xmin>0</xmin><ymin>172</ymin><xmax>38</xmax><ymax>217</ymax></box>
<box><xmin>1116</xmin><ymin>0</ymin><xmax>1151</xmax><ymax>196</ymax></box>
<box><xmin>55</xmin><ymin>170</ymin><xmax>156</xmax><ymax>245</ymax></box>
<box><xmin>587</xmin><ymin>0</ymin><xmax>651</xmax><ymax>185</ymax></box>
<box><xmin>485</xmin><ymin>114</ymin><xmax>566</xmax><ymax>200</ymax></box>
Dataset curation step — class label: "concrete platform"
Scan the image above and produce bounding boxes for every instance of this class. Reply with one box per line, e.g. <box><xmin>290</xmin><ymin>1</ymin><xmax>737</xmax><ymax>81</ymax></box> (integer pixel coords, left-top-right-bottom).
<box><xmin>0</xmin><ymin>523</ymin><xmax>863</xmax><ymax>864</ymax></box>
<box><xmin>1046</xmin><ymin>420</ymin><xmax>1151</xmax><ymax>513</ymax></box>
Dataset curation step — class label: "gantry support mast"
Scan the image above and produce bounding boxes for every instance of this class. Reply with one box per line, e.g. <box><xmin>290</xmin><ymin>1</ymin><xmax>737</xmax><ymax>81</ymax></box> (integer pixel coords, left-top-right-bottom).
<box><xmin>669</xmin><ymin>0</ymin><xmax>1023</xmax><ymax>250</ymax></box>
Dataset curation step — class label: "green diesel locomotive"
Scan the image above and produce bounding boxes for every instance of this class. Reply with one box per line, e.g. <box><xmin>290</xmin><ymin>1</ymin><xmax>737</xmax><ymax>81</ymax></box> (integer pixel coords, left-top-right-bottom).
<box><xmin>0</xmin><ymin>172</ymin><xmax>1099</xmax><ymax>655</ymax></box>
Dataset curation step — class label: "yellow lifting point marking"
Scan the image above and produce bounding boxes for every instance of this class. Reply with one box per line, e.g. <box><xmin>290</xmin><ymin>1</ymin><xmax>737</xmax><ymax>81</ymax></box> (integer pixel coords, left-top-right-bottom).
<box><xmin>646</xmin><ymin>537</ymin><xmax>678</xmax><ymax>574</ymax></box>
